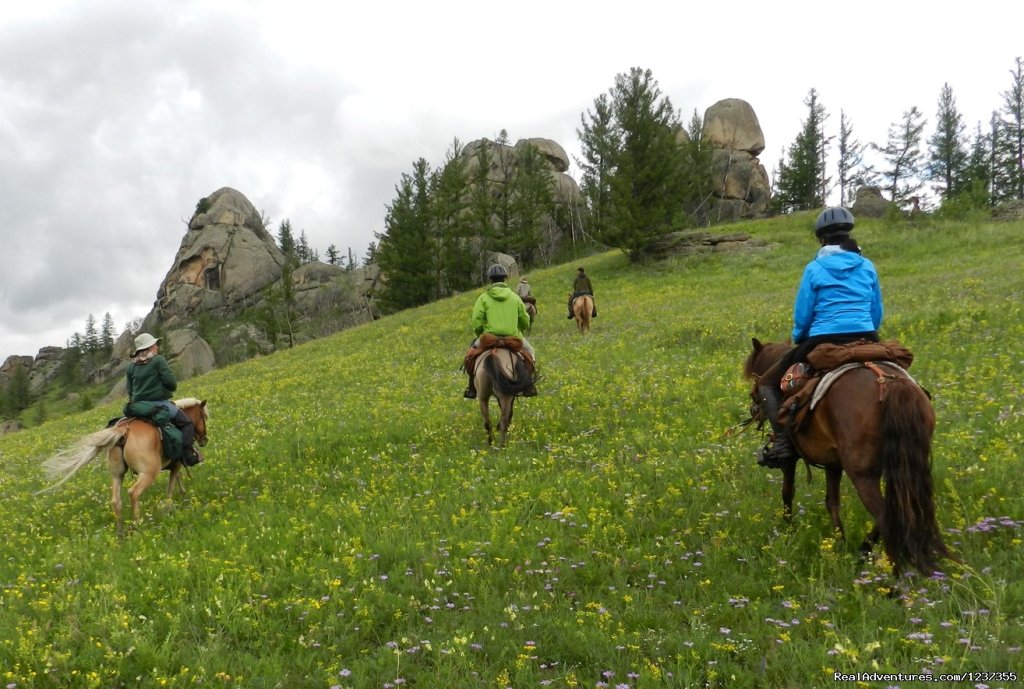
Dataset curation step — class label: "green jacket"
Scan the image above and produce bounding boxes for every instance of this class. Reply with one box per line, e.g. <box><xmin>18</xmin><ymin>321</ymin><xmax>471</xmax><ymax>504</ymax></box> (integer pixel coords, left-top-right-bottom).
<box><xmin>126</xmin><ymin>355</ymin><xmax>178</xmax><ymax>403</ymax></box>
<box><xmin>471</xmin><ymin>283</ymin><xmax>530</xmax><ymax>338</ymax></box>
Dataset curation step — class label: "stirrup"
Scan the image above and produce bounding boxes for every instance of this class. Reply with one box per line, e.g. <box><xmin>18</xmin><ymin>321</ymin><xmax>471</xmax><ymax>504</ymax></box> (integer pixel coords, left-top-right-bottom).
<box><xmin>757</xmin><ymin>439</ymin><xmax>795</xmax><ymax>468</ymax></box>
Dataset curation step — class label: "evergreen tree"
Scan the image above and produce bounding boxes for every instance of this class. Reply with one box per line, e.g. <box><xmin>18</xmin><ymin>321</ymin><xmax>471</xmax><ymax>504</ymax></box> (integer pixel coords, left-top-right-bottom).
<box><xmin>875</xmin><ymin>106</ymin><xmax>927</xmax><ymax>206</ymax></box>
<box><xmin>346</xmin><ymin>247</ymin><xmax>356</xmax><ymax>271</ymax></box>
<box><xmin>83</xmin><ymin>314</ymin><xmax>100</xmax><ymax>355</ymax></box>
<box><xmin>101</xmin><ymin>312</ymin><xmax>116</xmax><ymax>353</ymax></box>
<box><xmin>277</xmin><ymin>220</ymin><xmax>297</xmax><ymax>264</ymax></box>
<box><xmin>362</xmin><ymin>241</ymin><xmax>377</xmax><ymax>267</ymax></box>
<box><xmin>993</xmin><ymin>56</ymin><xmax>1024</xmax><ymax>201</ymax></box>
<box><xmin>326</xmin><ymin>244</ymin><xmax>340</xmax><ymax>265</ymax></box>
<box><xmin>5</xmin><ymin>363</ymin><xmax>30</xmax><ymax>416</ymax></box>
<box><xmin>430</xmin><ymin>141</ymin><xmax>477</xmax><ymax>293</ymax></box>
<box><xmin>927</xmin><ymin>83</ymin><xmax>969</xmax><ymax>199</ymax></box>
<box><xmin>837</xmin><ymin>110</ymin><xmax>871</xmax><ymax>206</ymax></box>
<box><xmin>374</xmin><ymin>158</ymin><xmax>435</xmax><ymax>312</ymax></box>
<box><xmin>576</xmin><ymin>93</ymin><xmax>619</xmax><ymax>239</ymax></box>
<box><xmin>771</xmin><ymin>89</ymin><xmax>831</xmax><ymax>213</ymax></box>
<box><xmin>578</xmin><ymin>67</ymin><xmax>695</xmax><ymax>262</ymax></box>
<box><xmin>677</xmin><ymin>110</ymin><xmax>716</xmax><ymax>226</ymax></box>
<box><xmin>506</xmin><ymin>141</ymin><xmax>556</xmax><ymax>266</ymax></box>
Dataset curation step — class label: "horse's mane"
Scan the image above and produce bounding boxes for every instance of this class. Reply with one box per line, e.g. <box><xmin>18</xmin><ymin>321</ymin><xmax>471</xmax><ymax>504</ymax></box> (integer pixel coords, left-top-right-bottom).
<box><xmin>174</xmin><ymin>398</ymin><xmax>208</xmax><ymax>419</ymax></box>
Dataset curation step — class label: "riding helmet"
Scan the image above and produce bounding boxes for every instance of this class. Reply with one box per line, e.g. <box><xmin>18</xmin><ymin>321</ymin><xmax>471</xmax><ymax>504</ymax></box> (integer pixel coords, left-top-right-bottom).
<box><xmin>486</xmin><ymin>264</ymin><xmax>508</xmax><ymax>281</ymax></box>
<box><xmin>814</xmin><ymin>207</ymin><xmax>855</xmax><ymax>238</ymax></box>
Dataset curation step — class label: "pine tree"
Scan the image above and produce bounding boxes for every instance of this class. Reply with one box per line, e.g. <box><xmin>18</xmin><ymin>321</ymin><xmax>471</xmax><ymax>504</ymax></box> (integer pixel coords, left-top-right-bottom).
<box><xmin>101</xmin><ymin>312</ymin><xmax>116</xmax><ymax>353</ymax></box>
<box><xmin>83</xmin><ymin>314</ymin><xmax>99</xmax><ymax>354</ymax></box>
<box><xmin>326</xmin><ymin>244</ymin><xmax>340</xmax><ymax>265</ymax></box>
<box><xmin>579</xmin><ymin>67</ymin><xmax>694</xmax><ymax>262</ymax></box>
<box><xmin>430</xmin><ymin>141</ymin><xmax>477</xmax><ymax>293</ymax></box>
<box><xmin>927</xmin><ymin>83</ymin><xmax>969</xmax><ymax>199</ymax></box>
<box><xmin>875</xmin><ymin>106</ymin><xmax>927</xmax><ymax>206</ymax></box>
<box><xmin>576</xmin><ymin>93</ymin><xmax>619</xmax><ymax>239</ymax></box>
<box><xmin>993</xmin><ymin>57</ymin><xmax>1024</xmax><ymax>201</ymax></box>
<box><xmin>277</xmin><ymin>220</ymin><xmax>297</xmax><ymax>264</ymax></box>
<box><xmin>677</xmin><ymin>110</ymin><xmax>716</xmax><ymax>226</ymax></box>
<box><xmin>772</xmin><ymin>89</ymin><xmax>831</xmax><ymax>213</ymax></box>
<box><xmin>374</xmin><ymin>158</ymin><xmax>435</xmax><ymax>312</ymax></box>
<box><xmin>506</xmin><ymin>142</ymin><xmax>556</xmax><ymax>266</ymax></box>
<box><xmin>837</xmin><ymin>110</ymin><xmax>871</xmax><ymax>206</ymax></box>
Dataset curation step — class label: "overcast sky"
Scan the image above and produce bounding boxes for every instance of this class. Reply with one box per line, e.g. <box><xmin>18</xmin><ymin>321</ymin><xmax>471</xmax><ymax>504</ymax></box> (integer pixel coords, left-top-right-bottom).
<box><xmin>1</xmin><ymin>0</ymin><xmax>1019</xmax><ymax>360</ymax></box>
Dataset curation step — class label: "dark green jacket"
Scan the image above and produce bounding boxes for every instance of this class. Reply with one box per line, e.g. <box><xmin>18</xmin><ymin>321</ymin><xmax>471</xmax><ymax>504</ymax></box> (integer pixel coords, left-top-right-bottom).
<box><xmin>127</xmin><ymin>355</ymin><xmax>177</xmax><ymax>402</ymax></box>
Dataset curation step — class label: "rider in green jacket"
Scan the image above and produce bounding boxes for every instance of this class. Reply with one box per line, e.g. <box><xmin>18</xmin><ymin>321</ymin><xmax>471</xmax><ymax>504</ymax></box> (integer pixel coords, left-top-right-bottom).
<box><xmin>464</xmin><ymin>264</ymin><xmax>536</xmax><ymax>399</ymax></box>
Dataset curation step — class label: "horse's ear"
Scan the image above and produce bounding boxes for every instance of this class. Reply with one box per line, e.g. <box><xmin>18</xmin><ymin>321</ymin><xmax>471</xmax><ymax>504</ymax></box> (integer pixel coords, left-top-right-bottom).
<box><xmin>200</xmin><ymin>399</ymin><xmax>207</xmax><ymax>408</ymax></box>
<box><xmin>751</xmin><ymin>337</ymin><xmax>763</xmax><ymax>351</ymax></box>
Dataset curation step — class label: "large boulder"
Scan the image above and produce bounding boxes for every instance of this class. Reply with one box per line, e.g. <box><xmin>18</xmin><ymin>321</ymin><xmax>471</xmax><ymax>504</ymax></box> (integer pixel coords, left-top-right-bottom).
<box><xmin>153</xmin><ymin>187</ymin><xmax>285</xmax><ymax>326</ymax></box>
<box><xmin>851</xmin><ymin>186</ymin><xmax>893</xmax><ymax>218</ymax></box>
<box><xmin>702</xmin><ymin>99</ymin><xmax>771</xmax><ymax>219</ymax></box>
<box><xmin>703</xmin><ymin>98</ymin><xmax>766</xmax><ymax>156</ymax></box>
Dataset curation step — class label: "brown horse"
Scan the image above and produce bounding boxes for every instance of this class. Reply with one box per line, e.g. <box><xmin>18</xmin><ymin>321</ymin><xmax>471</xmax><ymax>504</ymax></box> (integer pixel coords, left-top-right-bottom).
<box><xmin>743</xmin><ymin>339</ymin><xmax>951</xmax><ymax>577</ymax></box>
<box><xmin>524</xmin><ymin>300</ymin><xmax>537</xmax><ymax>332</ymax></box>
<box><xmin>474</xmin><ymin>348</ymin><xmax>533</xmax><ymax>446</ymax></box>
<box><xmin>40</xmin><ymin>398</ymin><xmax>209</xmax><ymax>532</ymax></box>
<box><xmin>572</xmin><ymin>294</ymin><xmax>593</xmax><ymax>334</ymax></box>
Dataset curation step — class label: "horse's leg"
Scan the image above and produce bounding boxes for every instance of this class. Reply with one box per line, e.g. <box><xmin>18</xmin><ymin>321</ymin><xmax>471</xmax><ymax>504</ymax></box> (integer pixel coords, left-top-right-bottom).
<box><xmin>781</xmin><ymin>462</ymin><xmax>796</xmax><ymax>522</ymax></box>
<box><xmin>167</xmin><ymin>463</ymin><xmax>185</xmax><ymax>499</ymax></box>
<box><xmin>499</xmin><ymin>394</ymin><xmax>514</xmax><ymax>447</ymax></box>
<box><xmin>848</xmin><ymin>474</ymin><xmax>886</xmax><ymax>563</ymax></box>
<box><xmin>824</xmin><ymin>467</ymin><xmax>845</xmax><ymax>539</ymax></box>
<box><xmin>128</xmin><ymin>471</ymin><xmax>159</xmax><ymax>523</ymax></box>
<box><xmin>109</xmin><ymin>448</ymin><xmax>127</xmax><ymax>534</ymax></box>
<box><xmin>479</xmin><ymin>397</ymin><xmax>493</xmax><ymax>445</ymax></box>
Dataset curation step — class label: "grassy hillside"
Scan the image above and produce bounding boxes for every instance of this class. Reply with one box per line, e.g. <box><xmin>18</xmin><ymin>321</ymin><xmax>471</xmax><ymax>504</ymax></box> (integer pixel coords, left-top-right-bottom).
<box><xmin>1</xmin><ymin>213</ymin><xmax>1022</xmax><ymax>688</ymax></box>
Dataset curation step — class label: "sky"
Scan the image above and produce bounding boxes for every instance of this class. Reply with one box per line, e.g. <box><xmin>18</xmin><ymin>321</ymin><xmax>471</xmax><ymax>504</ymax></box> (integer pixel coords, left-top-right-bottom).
<box><xmin>1</xmin><ymin>0</ymin><xmax>1020</xmax><ymax>361</ymax></box>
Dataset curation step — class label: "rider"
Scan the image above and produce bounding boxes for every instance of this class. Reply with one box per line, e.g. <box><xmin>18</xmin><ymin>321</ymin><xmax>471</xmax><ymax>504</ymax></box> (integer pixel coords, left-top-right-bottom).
<box><xmin>463</xmin><ymin>264</ymin><xmax>537</xmax><ymax>399</ymax></box>
<box><xmin>756</xmin><ymin>207</ymin><xmax>884</xmax><ymax>468</ymax></box>
<box><xmin>566</xmin><ymin>266</ymin><xmax>597</xmax><ymax>319</ymax></box>
<box><xmin>126</xmin><ymin>333</ymin><xmax>203</xmax><ymax>466</ymax></box>
<box><xmin>516</xmin><ymin>276</ymin><xmax>533</xmax><ymax>300</ymax></box>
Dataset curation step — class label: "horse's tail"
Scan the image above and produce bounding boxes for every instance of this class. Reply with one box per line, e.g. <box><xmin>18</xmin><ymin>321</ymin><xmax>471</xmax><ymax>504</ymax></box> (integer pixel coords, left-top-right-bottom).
<box><xmin>879</xmin><ymin>379</ymin><xmax>952</xmax><ymax>575</ymax></box>
<box><xmin>485</xmin><ymin>350</ymin><xmax>533</xmax><ymax>396</ymax></box>
<box><xmin>36</xmin><ymin>426</ymin><xmax>127</xmax><ymax>493</ymax></box>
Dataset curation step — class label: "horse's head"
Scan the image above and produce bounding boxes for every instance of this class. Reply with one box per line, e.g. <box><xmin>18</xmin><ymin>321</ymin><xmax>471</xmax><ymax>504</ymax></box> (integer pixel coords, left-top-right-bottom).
<box><xmin>178</xmin><ymin>398</ymin><xmax>209</xmax><ymax>447</ymax></box>
<box><xmin>743</xmin><ymin>338</ymin><xmax>790</xmax><ymax>380</ymax></box>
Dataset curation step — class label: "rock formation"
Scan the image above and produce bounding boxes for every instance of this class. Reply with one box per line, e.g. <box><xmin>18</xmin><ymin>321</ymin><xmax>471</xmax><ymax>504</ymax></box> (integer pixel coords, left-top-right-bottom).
<box><xmin>702</xmin><ymin>99</ymin><xmax>772</xmax><ymax>221</ymax></box>
<box><xmin>851</xmin><ymin>186</ymin><xmax>893</xmax><ymax>218</ymax></box>
<box><xmin>154</xmin><ymin>187</ymin><xmax>286</xmax><ymax>326</ymax></box>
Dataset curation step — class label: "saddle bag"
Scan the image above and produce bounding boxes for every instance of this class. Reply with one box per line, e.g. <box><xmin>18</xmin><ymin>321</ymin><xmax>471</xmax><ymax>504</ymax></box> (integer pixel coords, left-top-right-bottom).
<box><xmin>806</xmin><ymin>340</ymin><xmax>914</xmax><ymax>371</ymax></box>
<box><xmin>122</xmin><ymin>401</ymin><xmax>184</xmax><ymax>461</ymax></box>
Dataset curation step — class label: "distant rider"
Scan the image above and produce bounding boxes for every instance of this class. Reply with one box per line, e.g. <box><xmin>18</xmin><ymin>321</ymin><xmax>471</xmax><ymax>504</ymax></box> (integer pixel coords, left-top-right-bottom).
<box><xmin>567</xmin><ymin>266</ymin><xmax>597</xmax><ymax>319</ymax></box>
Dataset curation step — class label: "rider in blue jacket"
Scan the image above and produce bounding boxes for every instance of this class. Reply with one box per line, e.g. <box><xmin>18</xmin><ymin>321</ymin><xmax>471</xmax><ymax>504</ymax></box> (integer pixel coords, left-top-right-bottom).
<box><xmin>757</xmin><ymin>207</ymin><xmax>884</xmax><ymax>468</ymax></box>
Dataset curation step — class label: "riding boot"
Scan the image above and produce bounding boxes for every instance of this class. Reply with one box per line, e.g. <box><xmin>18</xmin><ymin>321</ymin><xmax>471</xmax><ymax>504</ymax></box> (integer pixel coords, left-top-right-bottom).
<box><xmin>592</xmin><ymin>305</ymin><xmax>597</xmax><ymax>318</ymax></box>
<box><xmin>567</xmin><ymin>298</ymin><xmax>574</xmax><ymax>319</ymax></box>
<box><xmin>463</xmin><ymin>373</ymin><xmax>477</xmax><ymax>399</ymax></box>
<box><xmin>173</xmin><ymin>409</ymin><xmax>202</xmax><ymax>466</ymax></box>
<box><xmin>756</xmin><ymin>384</ymin><xmax>797</xmax><ymax>468</ymax></box>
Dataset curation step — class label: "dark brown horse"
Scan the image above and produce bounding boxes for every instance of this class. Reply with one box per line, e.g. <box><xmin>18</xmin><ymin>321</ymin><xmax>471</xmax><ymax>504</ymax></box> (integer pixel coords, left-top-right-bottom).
<box><xmin>743</xmin><ymin>339</ymin><xmax>951</xmax><ymax>577</ymax></box>
<box><xmin>522</xmin><ymin>296</ymin><xmax>537</xmax><ymax>333</ymax></box>
<box><xmin>474</xmin><ymin>348</ymin><xmax>533</xmax><ymax>446</ymax></box>
<box><xmin>40</xmin><ymin>398</ymin><xmax>209</xmax><ymax>532</ymax></box>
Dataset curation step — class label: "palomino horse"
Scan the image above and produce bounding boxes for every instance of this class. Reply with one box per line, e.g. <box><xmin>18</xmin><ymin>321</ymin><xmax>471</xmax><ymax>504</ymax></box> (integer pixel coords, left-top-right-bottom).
<box><xmin>474</xmin><ymin>347</ymin><xmax>534</xmax><ymax>446</ymax></box>
<box><xmin>572</xmin><ymin>294</ymin><xmax>593</xmax><ymax>334</ymax></box>
<box><xmin>40</xmin><ymin>398</ymin><xmax>209</xmax><ymax>532</ymax></box>
<box><xmin>743</xmin><ymin>339</ymin><xmax>951</xmax><ymax>577</ymax></box>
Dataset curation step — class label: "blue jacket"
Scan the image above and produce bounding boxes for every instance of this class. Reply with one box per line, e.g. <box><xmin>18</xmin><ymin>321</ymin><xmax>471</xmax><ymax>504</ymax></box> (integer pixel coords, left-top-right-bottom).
<box><xmin>792</xmin><ymin>246</ymin><xmax>883</xmax><ymax>343</ymax></box>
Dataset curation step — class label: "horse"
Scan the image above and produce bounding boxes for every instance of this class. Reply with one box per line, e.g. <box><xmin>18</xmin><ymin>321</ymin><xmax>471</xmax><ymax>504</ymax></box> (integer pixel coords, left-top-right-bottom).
<box><xmin>39</xmin><ymin>398</ymin><xmax>209</xmax><ymax>532</ymax></box>
<box><xmin>742</xmin><ymin>339</ymin><xmax>952</xmax><ymax>577</ymax></box>
<box><xmin>572</xmin><ymin>294</ymin><xmax>593</xmax><ymax>334</ymax></box>
<box><xmin>474</xmin><ymin>347</ymin><xmax>534</xmax><ymax>446</ymax></box>
<box><xmin>524</xmin><ymin>298</ymin><xmax>537</xmax><ymax>333</ymax></box>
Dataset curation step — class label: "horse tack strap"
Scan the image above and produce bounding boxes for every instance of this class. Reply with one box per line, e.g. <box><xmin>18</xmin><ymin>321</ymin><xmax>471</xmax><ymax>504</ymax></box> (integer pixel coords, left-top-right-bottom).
<box><xmin>864</xmin><ymin>361</ymin><xmax>894</xmax><ymax>401</ymax></box>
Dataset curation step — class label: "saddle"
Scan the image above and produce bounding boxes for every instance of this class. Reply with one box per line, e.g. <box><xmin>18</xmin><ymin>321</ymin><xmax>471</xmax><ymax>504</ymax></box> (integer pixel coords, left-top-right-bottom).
<box><xmin>777</xmin><ymin>339</ymin><xmax>916</xmax><ymax>431</ymax></box>
<box><xmin>463</xmin><ymin>333</ymin><xmax>535</xmax><ymax>377</ymax></box>
<box><xmin>113</xmin><ymin>401</ymin><xmax>184</xmax><ymax>461</ymax></box>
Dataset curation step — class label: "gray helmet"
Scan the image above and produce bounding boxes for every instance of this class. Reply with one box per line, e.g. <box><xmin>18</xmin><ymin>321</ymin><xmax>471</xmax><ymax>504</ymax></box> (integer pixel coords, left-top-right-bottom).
<box><xmin>486</xmin><ymin>264</ymin><xmax>508</xmax><ymax>281</ymax></box>
<box><xmin>814</xmin><ymin>207</ymin><xmax>855</xmax><ymax>238</ymax></box>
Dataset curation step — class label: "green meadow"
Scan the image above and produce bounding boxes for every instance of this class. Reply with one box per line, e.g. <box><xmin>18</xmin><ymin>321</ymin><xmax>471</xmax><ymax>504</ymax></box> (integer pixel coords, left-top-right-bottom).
<box><xmin>1</xmin><ymin>213</ymin><xmax>1022</xmax><ymax>688</ymax></box>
